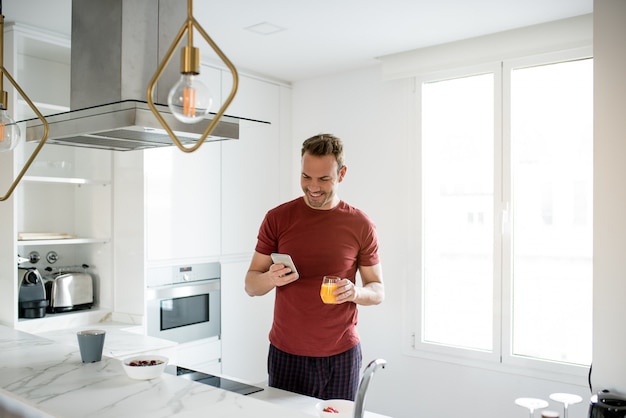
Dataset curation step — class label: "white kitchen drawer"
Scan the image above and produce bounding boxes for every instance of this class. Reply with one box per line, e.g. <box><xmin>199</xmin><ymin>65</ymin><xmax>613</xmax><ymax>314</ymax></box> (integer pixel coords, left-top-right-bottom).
<box><xmin>173</xmin><ymin>337</ymin><xmax>221</xmax><ymax>371</ymax></box>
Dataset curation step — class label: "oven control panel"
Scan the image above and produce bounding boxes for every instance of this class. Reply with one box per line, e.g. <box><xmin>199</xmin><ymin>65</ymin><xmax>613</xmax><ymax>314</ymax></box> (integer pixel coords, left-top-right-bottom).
<box><xmin>147</xmin><ymin>262</ymin><xmax>221</xmax><ymax>287</ymax></box>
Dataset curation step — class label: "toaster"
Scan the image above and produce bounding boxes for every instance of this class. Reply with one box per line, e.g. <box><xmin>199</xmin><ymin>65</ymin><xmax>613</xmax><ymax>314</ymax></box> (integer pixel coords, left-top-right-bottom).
<box><xmin>44</xmin><ymin>272</ymin><xmax>94</xmax><ymax>313</ymax></box>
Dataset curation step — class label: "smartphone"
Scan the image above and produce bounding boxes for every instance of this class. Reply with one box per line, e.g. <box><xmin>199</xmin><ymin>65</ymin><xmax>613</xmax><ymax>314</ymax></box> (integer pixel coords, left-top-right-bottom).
<box><xmin>270</xmin><ymin>253</ymin><xmax>299</xmax><ymax>277</ymax></box>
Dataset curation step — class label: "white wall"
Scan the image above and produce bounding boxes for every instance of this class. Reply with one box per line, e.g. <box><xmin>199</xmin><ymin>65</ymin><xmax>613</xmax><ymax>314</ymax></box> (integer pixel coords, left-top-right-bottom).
<box><xmin>592</xmin><ymin>0</ymin><xmax>626</xmax><ymax>394</ymax></box>
<box><xmin>292</xmin><ymin>66</ymin><xmax>592</xmax><ymax>418</ymax></box>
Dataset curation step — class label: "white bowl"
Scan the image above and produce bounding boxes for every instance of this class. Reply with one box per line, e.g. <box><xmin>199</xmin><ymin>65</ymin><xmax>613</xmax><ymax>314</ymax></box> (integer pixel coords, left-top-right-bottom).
<box><xmin>315</xmin><ymin>399</ymin><xmax>354</xmax><ymax>417</ymax></box>
<box><xmin>121</xmin><ymin>355</ymin><xmax>168</xmax><ymax>380</ymax></box>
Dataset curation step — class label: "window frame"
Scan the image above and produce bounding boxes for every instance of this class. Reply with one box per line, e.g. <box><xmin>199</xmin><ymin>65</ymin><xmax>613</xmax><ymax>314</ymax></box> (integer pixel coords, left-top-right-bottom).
<box><xmin>404</xmin><ymin>47</ymin><xmax>593</xmax><ymax>383</ymax></box>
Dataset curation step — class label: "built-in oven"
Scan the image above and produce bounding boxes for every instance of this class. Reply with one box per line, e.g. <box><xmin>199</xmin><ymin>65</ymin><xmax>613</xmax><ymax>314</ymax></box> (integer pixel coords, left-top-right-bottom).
<box><xmin>146</xmin><ymin>262</ymin><xmax>221</xmax><ymax>344</ymax></box>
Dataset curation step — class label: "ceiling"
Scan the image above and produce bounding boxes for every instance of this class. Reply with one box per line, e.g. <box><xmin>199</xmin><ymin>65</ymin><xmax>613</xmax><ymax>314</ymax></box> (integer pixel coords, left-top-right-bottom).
<box><xmin>3</xmin><ymin>0</ymin><xmax>592</xmax><ymax>83</ymax></box>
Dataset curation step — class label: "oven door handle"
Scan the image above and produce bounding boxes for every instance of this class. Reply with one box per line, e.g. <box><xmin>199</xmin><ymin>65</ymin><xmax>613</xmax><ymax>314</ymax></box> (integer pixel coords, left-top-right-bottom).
<box><xmin>146</xmin><ymin>279</ymin><xmax>220</xmax><ymax>300</ymax></box>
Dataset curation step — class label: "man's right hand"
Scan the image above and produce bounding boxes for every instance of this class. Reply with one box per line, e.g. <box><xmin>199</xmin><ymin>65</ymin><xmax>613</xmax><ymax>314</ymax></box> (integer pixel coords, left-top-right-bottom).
<box><xmin>269</xmin><ymin>262</ymin><xmax>300</xmax><ymax>287</ymax></box>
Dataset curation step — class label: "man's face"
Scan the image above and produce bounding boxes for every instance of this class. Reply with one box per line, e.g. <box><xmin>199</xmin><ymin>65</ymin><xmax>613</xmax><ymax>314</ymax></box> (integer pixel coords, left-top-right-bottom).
<box><xmin>300</xmin><ymin>152</ymin><xmax>346</xmax><ymax>210</ymax></box>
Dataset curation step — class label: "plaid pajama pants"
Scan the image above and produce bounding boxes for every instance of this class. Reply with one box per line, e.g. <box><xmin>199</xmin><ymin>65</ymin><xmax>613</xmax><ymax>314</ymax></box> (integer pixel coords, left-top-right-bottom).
<box><xmin>267</xmin><ymin>343</ymin><xmax>362</xmax><ymax>401</ymax></box>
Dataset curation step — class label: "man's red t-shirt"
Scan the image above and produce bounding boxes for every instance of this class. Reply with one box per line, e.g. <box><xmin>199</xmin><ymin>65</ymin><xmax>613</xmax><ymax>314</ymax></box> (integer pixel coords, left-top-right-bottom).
<box><xmin>255</xmin><ymin>197</ymin><xmax>380</xmax><ymax>357</ymax></box>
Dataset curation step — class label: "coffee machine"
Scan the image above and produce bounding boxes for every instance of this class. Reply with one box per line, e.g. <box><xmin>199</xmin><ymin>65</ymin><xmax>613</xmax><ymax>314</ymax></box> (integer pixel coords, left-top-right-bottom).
<box><xmin>18</xmin><ymin>268</ymin><xmax>48</xmax><ymax>318</ymax></box>
<box><xmin>589</xmin><ymin>390</ymin><xmax>626</xmax><ymax>418</ymax></box>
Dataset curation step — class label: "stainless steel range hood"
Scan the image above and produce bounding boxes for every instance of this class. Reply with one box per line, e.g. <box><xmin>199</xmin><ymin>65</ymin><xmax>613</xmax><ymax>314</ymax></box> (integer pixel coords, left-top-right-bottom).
<box><xmin>20</xmin><ymin>0</ymin><xmax>261</xmax><ymax>151</ymax></box>
<box><xmin>22</xmin><ymin>100</ymin><xmax>243</xmax><ymax>152</ymax></box>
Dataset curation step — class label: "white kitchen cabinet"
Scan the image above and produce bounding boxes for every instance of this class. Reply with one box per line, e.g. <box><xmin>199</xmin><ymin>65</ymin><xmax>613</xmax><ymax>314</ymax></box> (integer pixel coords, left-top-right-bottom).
<box><xmin>220</xmin><ymin>260</ymin><xmax>274</xmax><ymax>383</ymax></box>
<box><xmin>218</xmin><ymin>75</ymin><xmax>292</xmax><ymax>382</ymax></box>
<box><xmin>141</xmin><ymin>68</ymin><xmax>292</xmax><ymax>374</ymax></box>
<box><xmin>17</xmin><ymin>146</ymin><xmax>112</xmax><ymax>241</ymax></box>
<box><xmin>111</xmin><ymin>152</ymin><xmax>145</xmax><ymax>321</ymax></box>
<box><xmin>144</xmin><ymin>65</ymin><xmax>290</xmax><ymax>261</ymax></box>
<box><xmin>220</xmin><ymin>74</ymin><xmax>292</xmax><ymax>255</ymax></box>
<box><xmin>15</xmin><ymin>145</ymin><xmax>114</xmax><ymax>330</ymax></box>
<box><xmin>144</xmin><ymin>145</ymin><xmax>221</xmax><ymax>262</ymax></box>
<box><xmin>172</xmin><ymin>336</ymin><xmax>222</xmax><ymax>375</ymax></box>
<box><xmin>0</xmin><ymin>24</ymin><xmax>113</xmax><ymax>329</ymax></box>
<box><xmin>143</xmin><ymin>64</ymin><xmax>222</xmax><ymax>264</ymax></box>
<box><xmin>140</xmin><ymin>68</ymin><xmax>290</xmax><ymax>374</ymax></box>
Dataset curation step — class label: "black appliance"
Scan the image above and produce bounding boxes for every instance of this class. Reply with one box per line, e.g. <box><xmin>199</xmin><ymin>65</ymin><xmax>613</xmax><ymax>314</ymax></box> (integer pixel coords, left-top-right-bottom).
<box><xmin>18</xmin><ymin>268</ymin><xmax>48</xmax><ymax>318</ymax></box>
<box><xmin>166</xmin><ymin>366</ymin><xmax>263</xmax><ymax>396</ymax></box>
<box><xmin>589</xmin><ymin>390</ymin><xmax>626</xmax><ymax>418</ymax></box>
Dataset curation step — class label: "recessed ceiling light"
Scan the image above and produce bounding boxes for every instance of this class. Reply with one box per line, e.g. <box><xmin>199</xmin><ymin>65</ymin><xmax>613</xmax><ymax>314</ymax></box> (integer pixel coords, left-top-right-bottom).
<box><xmin>245</xmin><ymin>21</ymin><xmax>286</xmax><ymax>35</ymax></box>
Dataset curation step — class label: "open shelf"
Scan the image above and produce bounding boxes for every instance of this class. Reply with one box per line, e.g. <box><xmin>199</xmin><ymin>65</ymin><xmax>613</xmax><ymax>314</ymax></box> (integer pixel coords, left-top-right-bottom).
<box><xmin>18</xmin><ymin>237</ymin><xmax>110</xmax><ymax>247</ymax></box>
<box><xmin>15</xmin><ymin>308</ymin><xmax>112</xmax><ymax>334</ymax></box>
<box><xmin>22</xmin><ymin>176</ymin><xmax>110</xmax><ymax>186</ymax></box>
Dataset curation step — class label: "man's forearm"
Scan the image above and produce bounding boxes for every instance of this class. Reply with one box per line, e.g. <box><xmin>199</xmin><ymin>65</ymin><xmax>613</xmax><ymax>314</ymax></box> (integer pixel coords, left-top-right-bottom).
<box><xmin>245</xmin><ymin>270</ymin><xmax>275</xmax><ymax>296</ymax></box>
<box><xmin>354</xmin><ymin>282</ymin><xmax>385</xmax><ymax>306</ymax></box>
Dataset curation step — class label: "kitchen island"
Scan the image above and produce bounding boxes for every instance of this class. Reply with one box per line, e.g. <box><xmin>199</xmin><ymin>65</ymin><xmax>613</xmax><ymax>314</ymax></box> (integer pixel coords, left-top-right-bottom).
<box><xmin>0</xmin><ymin>325</ymin><xmax>388</xmax><ymax>418</ymax></box>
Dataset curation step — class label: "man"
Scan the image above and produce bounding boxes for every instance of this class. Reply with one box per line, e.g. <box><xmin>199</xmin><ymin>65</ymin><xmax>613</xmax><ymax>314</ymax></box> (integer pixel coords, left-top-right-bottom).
<box><xmin>245</xmin><ymin>133</ymin><xmax>384</xmax><ymax>401</ymax></box>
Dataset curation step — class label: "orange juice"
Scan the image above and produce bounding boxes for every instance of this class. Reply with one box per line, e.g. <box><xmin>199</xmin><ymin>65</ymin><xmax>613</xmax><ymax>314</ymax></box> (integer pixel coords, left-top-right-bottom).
<box><xmin>320</xmin><ymin>276</ymin><xmax>340</xmax><ymax>304</ymax></box>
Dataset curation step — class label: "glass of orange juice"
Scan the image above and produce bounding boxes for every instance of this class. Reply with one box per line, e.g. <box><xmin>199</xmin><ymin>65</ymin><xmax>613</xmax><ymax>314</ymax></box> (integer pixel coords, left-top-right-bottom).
<box><xmin>320</xmin><ymin>276</ymin><xmax>340</xmax><ymax>304</ymax></box>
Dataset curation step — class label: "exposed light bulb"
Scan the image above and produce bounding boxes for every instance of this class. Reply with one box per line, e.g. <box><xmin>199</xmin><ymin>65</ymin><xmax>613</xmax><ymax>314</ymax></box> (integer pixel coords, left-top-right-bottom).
<box><xmin>0</xmin><ymin>108</ymin><xmax>22</xmax><ymax>152</ymax></box>
<box><xmin>167</xmin><ymin>74</ymin><xmax>213</xmax><ymax>124</ymax></box>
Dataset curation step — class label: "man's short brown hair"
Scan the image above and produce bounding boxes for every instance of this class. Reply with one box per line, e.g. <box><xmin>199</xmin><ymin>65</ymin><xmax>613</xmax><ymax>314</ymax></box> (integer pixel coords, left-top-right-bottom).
<box><xmin>301</xmin><ymin>134</ymin><xmax>344</xmax><ymax>169</ymax></box>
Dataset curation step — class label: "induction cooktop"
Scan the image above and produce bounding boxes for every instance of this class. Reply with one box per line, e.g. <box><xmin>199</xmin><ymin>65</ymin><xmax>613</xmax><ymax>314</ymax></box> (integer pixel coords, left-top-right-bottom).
<box><xmin>167</xmin><ymin>365</ymin><xmax>264</xmax><ymax>396</ymax></box>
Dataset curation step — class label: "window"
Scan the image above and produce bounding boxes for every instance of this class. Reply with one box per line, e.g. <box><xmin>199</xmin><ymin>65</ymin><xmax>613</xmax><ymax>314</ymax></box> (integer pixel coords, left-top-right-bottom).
<box><xmin>412</xmin><ymin>51</ymin><xmax>593</xmax><ymax>374</ymax></box>
<box><xmin>421</xmin><ymin>73</ymin><xmax>495</xmax><ymax>352</ymax></box>
<box><xmin>509</xmin><ymin>58</ymin><xmax>593</xmax><ymax>366</ymax></box>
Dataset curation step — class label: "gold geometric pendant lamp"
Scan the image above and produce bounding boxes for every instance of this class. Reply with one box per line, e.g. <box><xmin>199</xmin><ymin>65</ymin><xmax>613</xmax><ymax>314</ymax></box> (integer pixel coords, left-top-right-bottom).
<box><xmin>146</xmin><ymin>0</ymin><xmax>239</xmax><ymax>153</ymax></box>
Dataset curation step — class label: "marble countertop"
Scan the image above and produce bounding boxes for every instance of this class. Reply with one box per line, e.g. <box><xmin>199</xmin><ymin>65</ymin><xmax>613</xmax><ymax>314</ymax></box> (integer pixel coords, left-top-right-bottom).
<box><xmin>0</xmin><ymin>324</ymin><xmax>390</xmax><ymax>418</ymax></box>
<box><xmin>0</xmin><ymin>325</ymin><xmax>314</xmax><ymax>418</ymax></box>
<box><xmin>34</xmin><ymin>322</ymin><xmax>177</xmax><ymax>359</ymax></box>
